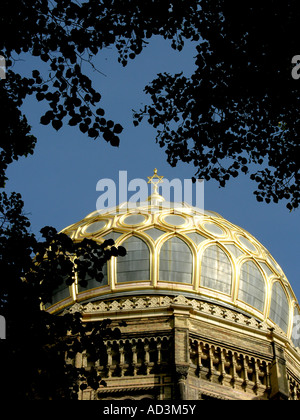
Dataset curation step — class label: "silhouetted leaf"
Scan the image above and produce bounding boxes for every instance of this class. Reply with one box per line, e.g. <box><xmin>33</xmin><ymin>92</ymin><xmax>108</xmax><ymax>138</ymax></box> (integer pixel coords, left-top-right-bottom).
<box><xmin>52</xmin><ymin>119</ymin><xmax>63</xmax><ymax>131</ymax></box>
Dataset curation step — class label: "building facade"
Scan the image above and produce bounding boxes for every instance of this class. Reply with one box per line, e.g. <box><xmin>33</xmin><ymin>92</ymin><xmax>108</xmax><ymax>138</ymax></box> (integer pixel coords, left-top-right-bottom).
<box><xmin>47</xmin><ymin>173</ymin><xmax>300</xmax><ymax>400</ymax></box>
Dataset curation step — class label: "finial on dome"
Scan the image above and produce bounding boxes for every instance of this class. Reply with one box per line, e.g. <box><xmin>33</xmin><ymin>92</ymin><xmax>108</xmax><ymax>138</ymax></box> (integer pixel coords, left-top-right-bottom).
<box><xmin>147</xmin><ymin>168</ymin><xmax>164</xmax><ymax>194</ymax></box>
<box><xmin>147</xmin><ymin>168</ymin><xmax>165</xmax><ymax>204</ymax></box>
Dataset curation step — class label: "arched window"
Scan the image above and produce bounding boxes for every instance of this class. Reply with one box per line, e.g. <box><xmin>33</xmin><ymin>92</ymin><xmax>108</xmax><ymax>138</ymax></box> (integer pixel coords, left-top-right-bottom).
<box><xmin>117</xmin><ymin>236</ymin><xmax>150</xmax><ymax>283</ymax></box>
<box><xmin>270</xmin><ymin>281</ymin><xmax>289</xmax><ymax>333</ymax></box>
<box><xmin>159</xmin><ymin>237</ymin><xmax>192</xmax><ymax>284</ymax></box>
<box><xmin>238</xmin><ymin>261</ymin><xmax>265</xmax><ymax>312</ymax></box>
<box><xmin>201</xmin><ymin>245</ymin><xmax>232</xmax><ymax>294</ymax></box>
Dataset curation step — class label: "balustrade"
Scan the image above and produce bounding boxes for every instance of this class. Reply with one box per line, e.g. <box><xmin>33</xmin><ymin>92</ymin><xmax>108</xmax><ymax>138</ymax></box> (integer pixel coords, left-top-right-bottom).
<box><xmin>189</xmin><ymin>338</ymin><xmax>271</xmax><ymax>396</ymax></box>
<box><xmin>82</xmin><ymin>336</ymin><xmax>172</xmax><ymax>378</ymax></box>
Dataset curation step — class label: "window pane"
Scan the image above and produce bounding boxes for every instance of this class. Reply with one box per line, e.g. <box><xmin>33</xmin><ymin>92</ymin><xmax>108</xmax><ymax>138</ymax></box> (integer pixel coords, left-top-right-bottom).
<box><xmin>164</xmin><ymin>215</ymin><xmax>186</xmax><ymax>226</ymax></box>
<box><xmin>144</xmin><ymin>228</ymin><xmax>165</xmax><ymax>241</ymax></box>
<box><xmin>238</xmin><ymin>236</ymin><xmax>257</xmax><ymax>253</ymax></box>
<box><xmin>50</xmin><ymin>268</ymin><xmax>71</xmax><ymax>305</ymax></box>
<box><xmin>225</xmin><ymin>244</ymin><xmax>244</xmax><ymax>259</ymax></box>
<box><xmin>238</xmin><ymin>261</ymin><xmax>265</xmax><ymax>312</ymax></box>
<box><xmin>270</xmin><ymin>282</ymin><xmax>289</xmax><ymax>333</ymax></box>
<box><xmin>185</xmin><ymin>232</ymin><xmax>207</xmax><ymax>246</ymax></box>
<box><xmin>85</xmin><ymin>220</ymin><xmax>107</xmax><ymax>234</ymax></box>
<box><xmin>159</xmin><ymin>237</ymin><xmax>192</xmax><ymax>284</ymax></box>
<box><xmin>101</xmin><ymin>231</ymin><xmax>123</xmax><ymax>242</ymax></box>
<box><xmin>201</xmin><ymin>245</ymin><xmax>232</xmax><ymax>294</ymax></box>
<box><xmin>259</xmin><ymin>262</ymin><xmax>274</xmax><ymax>278</ymax></box>
<box><xmin>123</xmin><ymin>215</ymin><xmax>146</xmax><ymax>225</ymax></box>
<box><xmin>203</xmin><ymin>223</ymin><xmax>224</xmax><ymax>236</ymax></box>
<box><xmin>117</xmin><ymin>236</ymin><xmax>150</xmax><ymax>283</ymax></box>
<box><xmin>52</xmin><ymin>282</ymin><xmax>70</xmax><ymax>304</ymax></box>
<box><xmin>78</xmin><ymin>262</ymin><xmax>108</xmax><ymax>292</ymax></box>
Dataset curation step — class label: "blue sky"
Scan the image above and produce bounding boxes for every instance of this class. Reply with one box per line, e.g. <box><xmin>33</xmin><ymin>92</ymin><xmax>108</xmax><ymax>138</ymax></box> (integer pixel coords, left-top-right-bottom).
<box><xmin>4</xmin><ymin>36</ymin><xmax>300</xmax><ymax>301</ymax></box>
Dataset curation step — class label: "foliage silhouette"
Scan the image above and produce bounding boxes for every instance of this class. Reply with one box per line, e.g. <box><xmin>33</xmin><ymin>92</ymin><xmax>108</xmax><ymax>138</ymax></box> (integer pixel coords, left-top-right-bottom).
<box><xmin>0</xmin><ymin>191</ymin><xmax>126</xmax><ymax>399</ymax></box>
<box><xmin>1</xmin><ymin>1</ymin><xmax>299</xmax><ymax>208</ymax></box>
<box><xmin>0</xmin><ymin>0</ymin><xmax>300</xmax><ymax>399</ymax></box>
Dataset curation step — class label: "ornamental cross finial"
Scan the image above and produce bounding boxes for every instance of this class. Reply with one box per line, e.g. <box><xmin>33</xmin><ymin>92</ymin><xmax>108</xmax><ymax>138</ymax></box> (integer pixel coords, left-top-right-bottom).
<box><xmin>147</xmin><ymin>168</ymin><xmax>164</xmax><ymax>195</ymax></box>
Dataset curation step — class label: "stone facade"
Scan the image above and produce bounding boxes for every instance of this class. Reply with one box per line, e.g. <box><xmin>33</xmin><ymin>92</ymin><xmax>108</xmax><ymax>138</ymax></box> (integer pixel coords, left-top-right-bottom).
<box><xmin>64</xmin><ymin>295</ymin><xmax>300</xmax><ymax>400</ymax></box>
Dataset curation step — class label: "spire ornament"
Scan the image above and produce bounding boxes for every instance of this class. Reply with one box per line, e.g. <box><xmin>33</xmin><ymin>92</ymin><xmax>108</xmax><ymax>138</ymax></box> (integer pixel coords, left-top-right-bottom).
<box><xmin>147</xmin><ymin>168</ymin><xmax>165</xmax><ymax>204</ymax></box>
<box><xmin>147</xmin><ymin>168</ymin><xmax>164</xmax><ymax>195</ymax></box>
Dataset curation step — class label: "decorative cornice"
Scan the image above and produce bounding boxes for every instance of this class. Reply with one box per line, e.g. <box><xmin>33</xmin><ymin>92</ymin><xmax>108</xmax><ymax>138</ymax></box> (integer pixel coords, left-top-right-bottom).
<box><xmin>97</xmin><ymin>386</ymin><xmax>157</xmax><ymax>394</ymax></box>
<box><xmin>64</xmin><ymin>295</ymin><xmax>272</xmax><ymax>333</ymax></box>
<box><xmin>64</xmin><ymin>295</ymin><xmax>300</xmax><ymax>357</ymax></box>
<box><xmin>199</xmin><ymin>390</ymin><xmax>232</xmax><ymax>400</ymax></box>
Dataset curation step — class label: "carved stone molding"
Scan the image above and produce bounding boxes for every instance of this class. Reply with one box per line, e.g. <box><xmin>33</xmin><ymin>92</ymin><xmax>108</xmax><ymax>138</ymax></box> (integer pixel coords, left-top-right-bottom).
<box><xmin>64</xmin><ymin>295</ymin><xmax>272</xmax><ymax>334</ymax></box>
<box><xmin>175</xmin><ymin>365</ymin><xmax>189</xmax><ymax>381</ymax></box>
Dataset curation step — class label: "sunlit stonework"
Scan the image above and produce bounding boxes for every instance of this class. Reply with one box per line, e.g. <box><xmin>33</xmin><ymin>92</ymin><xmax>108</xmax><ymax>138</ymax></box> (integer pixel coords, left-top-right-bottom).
<box><xmin>47</xmin><ymin>171</ymin><xmax>300</xmax><ymax>400</ymax></box>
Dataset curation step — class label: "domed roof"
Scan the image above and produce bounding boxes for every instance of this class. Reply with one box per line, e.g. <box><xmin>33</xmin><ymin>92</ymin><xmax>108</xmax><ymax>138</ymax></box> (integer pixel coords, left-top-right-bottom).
<box><xmin>49</xmin><ymin>172</ymin><xmax>300</xmax><ymax>349</ymax></box>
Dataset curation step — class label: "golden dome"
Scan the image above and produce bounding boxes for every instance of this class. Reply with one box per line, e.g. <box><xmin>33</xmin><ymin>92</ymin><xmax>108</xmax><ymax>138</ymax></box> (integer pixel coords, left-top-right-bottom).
<box><xmin>48</xmin><ymin>179</ymin><xmax>300</xmax><ymax>350</ymax></box>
